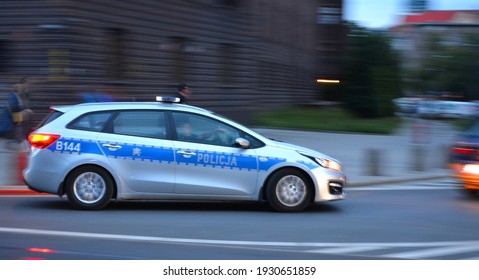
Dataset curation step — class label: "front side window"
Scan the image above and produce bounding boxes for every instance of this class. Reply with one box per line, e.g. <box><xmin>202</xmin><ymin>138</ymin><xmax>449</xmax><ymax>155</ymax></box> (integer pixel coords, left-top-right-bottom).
<box><xmin>172</xmin><ymin>112</ymin><xmax>240</xmax><ymax>147</ymax></box>
<box><xmin>112</xmin><ymin>111</ymin><xmax>167</xmax><ymax>139</ymax></box>
<box><xmin>465</xmin><ymin>121</ymin><xmax>479</xmax><ymax>137</ymax></box>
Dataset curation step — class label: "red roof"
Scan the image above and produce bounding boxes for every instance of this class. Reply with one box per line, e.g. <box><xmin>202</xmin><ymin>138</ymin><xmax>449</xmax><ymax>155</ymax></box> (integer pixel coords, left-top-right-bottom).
<box><xmin>404</xmin><ymin>11</ymin><xmax>456</xmax><ymax>23</ymax></box>
<box><xmin>402</xmin><ymin>10</ymin><xmax>479</xmax><ymax>25</ymax></box>
<box><xmin>388</xmin><ymin>10</ymin><xmax>479</xmax><ymax>32</ymax></box>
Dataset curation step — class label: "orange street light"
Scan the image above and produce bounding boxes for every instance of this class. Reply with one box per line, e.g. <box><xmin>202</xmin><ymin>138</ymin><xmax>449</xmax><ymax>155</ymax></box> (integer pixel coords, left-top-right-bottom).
<box><xmin>316</xmin><ymin>79</ymin><xmax>340</xmax><ymax>84</ymax></box>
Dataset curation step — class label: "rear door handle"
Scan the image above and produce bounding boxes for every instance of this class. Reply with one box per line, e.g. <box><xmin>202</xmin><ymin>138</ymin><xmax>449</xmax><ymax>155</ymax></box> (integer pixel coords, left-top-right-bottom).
<box><xmin>102</xmin><ymin>143</ymin><xmax>122</xmax><ymax>151</ymax></box>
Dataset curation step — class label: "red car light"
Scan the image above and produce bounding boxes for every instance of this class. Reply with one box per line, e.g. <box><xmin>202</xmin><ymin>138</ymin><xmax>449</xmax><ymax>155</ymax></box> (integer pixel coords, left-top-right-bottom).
<box><xmin>28</xmin><ymin>134</ymin><xmax>60</xmax><ymax>149</ymax></box>
<box><xmin>27</xmin><ymin>247</ymin><xmax>56</xmax><ymax>253</ymax></box>
<box><xmin>451</xmin><ymin>147</ymin><xmax>474</xmax><ymax>155</ymax></box>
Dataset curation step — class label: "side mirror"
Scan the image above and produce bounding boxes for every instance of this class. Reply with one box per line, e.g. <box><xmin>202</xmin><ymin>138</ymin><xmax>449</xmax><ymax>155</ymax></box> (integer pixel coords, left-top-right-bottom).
<box><xmin>234</xmin><ymin>137</ymin><xmax>250</xmax><ymax>149</ymax></box>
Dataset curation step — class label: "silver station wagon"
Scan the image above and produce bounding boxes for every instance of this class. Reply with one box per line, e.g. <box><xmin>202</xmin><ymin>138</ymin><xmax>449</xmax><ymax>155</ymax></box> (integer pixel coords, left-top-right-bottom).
<box><xmin>23</xmin><ymin>97</ymin><xmax>346</xmax><ymax>212</ymax></box>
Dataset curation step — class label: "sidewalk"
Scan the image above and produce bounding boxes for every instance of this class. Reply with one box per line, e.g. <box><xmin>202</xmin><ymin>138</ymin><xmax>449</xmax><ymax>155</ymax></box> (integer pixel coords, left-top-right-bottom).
<box><xmin>0</xmin><ymin>118</ymin><xmax>458</xmax><ymax>193</ymax></box>
<box><xmin>0</xmin><ymin>140</ymin><xmax>30</xmax><ymax>194</ymax></box>
<box><xmin>255</xmin><ymin>118</ymin><xmax>457</xmax><ymax>186</ymax></box>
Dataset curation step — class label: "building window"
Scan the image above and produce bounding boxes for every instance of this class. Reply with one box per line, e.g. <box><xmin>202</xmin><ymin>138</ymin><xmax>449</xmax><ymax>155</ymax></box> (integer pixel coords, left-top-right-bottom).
<box><xmin>0</xmin><ymin>39</ymin><xmax>9</xmax><ymax>72</ymax></box>
<box><xmin>219</xmin><ymin>43</ymin><xmax>236</xmax><ymax>84</ymax></box>
<box><xmin>167</xmin><ymin>36</ymin><xmax>189</xmax><ymax>83</ymax></box>
<box><xmin>317</xmin><ymin>6</ymin><xmax>341</xmax><ymax>25</ymax></box>
<box><xmin>215</xmin><ymin>0</ymin><xmax>239</xmax><ymax>8</ymax></box>
<box><xmin>105</xmin><ymin>28</ymin><xmax>125</xmax><ymax>80</ymax></box>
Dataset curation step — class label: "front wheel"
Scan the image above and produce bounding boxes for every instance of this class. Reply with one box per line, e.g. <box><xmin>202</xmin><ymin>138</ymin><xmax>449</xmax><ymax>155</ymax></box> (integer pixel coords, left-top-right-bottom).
<box><xmin>463</xmin><ymin>188</ymin><xmax>479</xmax><ymax>198</ymax></box>
<box><xmin>266</xmin><ymin>169</ymin><xmax>312</xmax><ymax>212</ymax></box>
<box><xmin>65</xmin><ymin>166</ymin><xmax>114</xmax><ymax>210</ymax></box>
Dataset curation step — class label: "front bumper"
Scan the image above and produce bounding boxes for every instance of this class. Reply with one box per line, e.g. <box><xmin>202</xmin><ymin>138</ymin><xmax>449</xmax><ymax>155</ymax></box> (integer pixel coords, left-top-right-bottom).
<box><xmin>449</xmin><ymin>163</ymin><xmax>479</xmax><ymax>190</ymax></box>
<box><xmin>311</xmin><ymin>167</ymin><xmax>346</xmax><ymax>202</ymax></box>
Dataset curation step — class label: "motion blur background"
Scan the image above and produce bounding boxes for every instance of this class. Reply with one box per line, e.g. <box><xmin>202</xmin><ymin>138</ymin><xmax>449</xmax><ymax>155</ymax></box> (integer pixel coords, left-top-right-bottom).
<box><xmin>0</xmin><ymin>0</ymin><xmax>478</xmax><ymax>124</ymax></box>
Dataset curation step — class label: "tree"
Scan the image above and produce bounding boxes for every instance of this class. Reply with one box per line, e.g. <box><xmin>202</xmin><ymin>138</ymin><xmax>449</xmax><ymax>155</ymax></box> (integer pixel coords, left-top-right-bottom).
<box><xmin>405</xmin><ymin>33</ymin><xmax>479</xmax><ymax>100</ymax></box>
<box><xmin>342</xmin><ymin>24</ymin><xmax>403</xmax><ymax>118</ymax></box>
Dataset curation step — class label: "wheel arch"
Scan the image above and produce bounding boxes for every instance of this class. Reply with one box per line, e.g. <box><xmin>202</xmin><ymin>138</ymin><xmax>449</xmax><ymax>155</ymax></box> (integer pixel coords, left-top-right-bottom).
<box><xmin>260</xmin><ymin>166</ymin><xmax>316</xmax><ymax>202</ymax></box>
<box><xmin>60</xmin><ymin>164</ymin><xmax>118</xmax><ymax>199</ymax></box>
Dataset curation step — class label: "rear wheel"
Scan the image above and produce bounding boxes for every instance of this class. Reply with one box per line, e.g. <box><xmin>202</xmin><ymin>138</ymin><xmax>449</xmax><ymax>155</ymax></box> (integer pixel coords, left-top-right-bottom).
<box><xmin>266</xmin><ymin>169</ymin><xmax>312</xmax><ymax>212</ymax></box>
<box><xmin>65</xmin><ymin>166</ymin><xmax>114</xmax><ymax>210</ymax></box>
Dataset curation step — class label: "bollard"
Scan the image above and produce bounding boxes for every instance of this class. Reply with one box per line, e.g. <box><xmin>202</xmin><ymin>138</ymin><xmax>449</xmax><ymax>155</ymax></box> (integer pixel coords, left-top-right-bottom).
<box><xmin>17</xmin><ymin>151</ymin><xmax>27</xmax><ymax>184</ymax></box>
<box><xmin>366</xmin><ymin>149</ymin><xmax>381</xmax><ymax>176</ymax></box>
<box><xmin>438</xmin><ymin>144</ymin><xmax>450</xmax><ymax>169</ymax></box>
<box><xmin>411</xmin><ymin>145</ymin><xmax>425</xmax><ymax>172</ymax></box>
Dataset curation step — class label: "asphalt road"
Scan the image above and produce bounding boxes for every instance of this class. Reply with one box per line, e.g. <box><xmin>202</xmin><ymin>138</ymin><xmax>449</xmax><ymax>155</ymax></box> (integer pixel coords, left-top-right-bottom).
<box><xmin>0</xmin><ymin>178</ymin><xmax>478</xmax><ymax>260</ymax></box>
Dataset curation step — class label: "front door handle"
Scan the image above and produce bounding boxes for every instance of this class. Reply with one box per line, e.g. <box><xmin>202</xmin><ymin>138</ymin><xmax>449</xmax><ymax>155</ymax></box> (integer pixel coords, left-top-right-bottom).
<box><xmin>178</xmin><ymin>150</ymin><xmax>196</xmax><ymax>158</ymax></box>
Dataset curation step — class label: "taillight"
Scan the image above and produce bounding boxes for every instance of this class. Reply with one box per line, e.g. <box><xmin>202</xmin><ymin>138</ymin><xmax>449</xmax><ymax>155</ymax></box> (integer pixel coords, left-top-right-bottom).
<box><xmin>27</xmin><ymin>247</ymin><xmax>56</xmax><ymax>254</ymax></box>
<box><xmin>451</xmin><ymin>147</ymin><xmax>474</xmax><ymax>155</ymax></box>
<box><xmin>28</xmin><ymin>133</ymin><xmax>60</xmax><ymax>149</ymax></box>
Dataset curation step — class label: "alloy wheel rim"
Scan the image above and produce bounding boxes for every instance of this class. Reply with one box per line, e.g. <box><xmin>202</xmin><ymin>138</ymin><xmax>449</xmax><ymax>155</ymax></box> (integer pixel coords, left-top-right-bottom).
<box><xmin>276</xmin><ymin>175</ymin><xmax>307</xmax><ymax>207</ymax></box>
<box><xmin>73</xmin><ymin>172</ymin><xmax>106</xmax><ymax>204</ymax></box>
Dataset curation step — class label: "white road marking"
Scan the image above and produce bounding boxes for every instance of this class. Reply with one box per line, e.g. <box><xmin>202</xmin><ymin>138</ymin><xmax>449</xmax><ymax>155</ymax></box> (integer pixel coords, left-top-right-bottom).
<box><xmin>382</xmin><ymin>243</ymin><xmax>479</xmax><ymax>259</ymax></box>
<box><xmin>307</xmin><ymin>246</ymin><xmax>388</xmax><ymax>254</ymax></box>
<box><xmin>1</xmin><ymin>226</ymin><xmax>479</xmax><ymax>260</ymax></box>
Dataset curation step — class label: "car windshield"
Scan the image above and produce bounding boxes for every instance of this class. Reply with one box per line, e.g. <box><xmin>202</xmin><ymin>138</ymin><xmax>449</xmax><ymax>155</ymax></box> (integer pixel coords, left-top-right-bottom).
<box><xmin>464</xmin><ymin>121</ymin><xmax>479</xmax><ymax>137</ymax></box>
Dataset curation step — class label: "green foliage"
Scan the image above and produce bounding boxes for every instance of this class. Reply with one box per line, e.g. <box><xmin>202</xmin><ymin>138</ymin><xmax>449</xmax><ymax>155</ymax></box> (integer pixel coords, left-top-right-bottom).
<box><xmin>405</xmin><ymin>33</ymin><xmax>479</xmax><ymax>99</ymax></box>
<box><xmin>342</xmin><ymin>25</ymin><xmax>402</xmax><ymax>118</ymax></box>
<box><xmin>253</xmin><ymin>108</ymin><xmax>402</xmax><ymax>134</ymax></box>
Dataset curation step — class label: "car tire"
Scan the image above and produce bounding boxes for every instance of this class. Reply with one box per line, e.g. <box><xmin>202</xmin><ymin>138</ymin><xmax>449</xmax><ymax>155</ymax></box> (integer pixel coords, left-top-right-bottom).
<box><xmin>65</xmin><ymin>166</ymin><xmax>114</xmax><ymax>210</ymax></box>
<box><xmin>266</xmin><ymin>168</ymin><xmax>312</xmax><ymax>212</ymax></box>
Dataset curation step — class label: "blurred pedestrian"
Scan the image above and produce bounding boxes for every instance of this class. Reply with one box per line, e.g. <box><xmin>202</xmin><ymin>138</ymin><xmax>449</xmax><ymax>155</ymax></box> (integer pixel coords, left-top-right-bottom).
<box><xmin>7</xmin><ymin>83</ymin><xmax>33</xmax><ymax>141</ymax></box>
<box><xmin>17</xmin><ymin>76</ymin><xmax>36</xmax><ymax>137</ymax></box>
<box><xmin>0</xmin><ymin>90</ymin><xmax>15</xmax><ymax>139</ymax></box>
<box><xmin>18</xmin><ymin>76</ymin><xmax>33</xmax><ymax>108</ymax></box>
<box><xmin>175</xmin><ymin>83</ymin><xmax>191</xmax><ymax>103</ymax></box>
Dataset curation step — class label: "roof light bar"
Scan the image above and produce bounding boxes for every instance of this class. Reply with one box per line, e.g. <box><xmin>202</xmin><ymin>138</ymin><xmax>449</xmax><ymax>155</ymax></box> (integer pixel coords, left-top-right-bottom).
<box><xmin>156</xmin><ymin>96</ymin><xmax>180</xmax><ymax>103</ymax></box>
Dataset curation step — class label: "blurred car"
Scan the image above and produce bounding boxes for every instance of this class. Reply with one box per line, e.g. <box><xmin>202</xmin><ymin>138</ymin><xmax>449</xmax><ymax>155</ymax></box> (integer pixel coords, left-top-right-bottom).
<box><xmin>393</xmin><ymin>97</ymin><xmax>421</xmax><ymax>115</ymax></box>
<box><xmin>23</xmin><ymin>97</ymin><xmax>346</xmax><ymax>212</ymax></box>
<box><xmin>449</xmin><ymin>120</ymin><xmax>479</xmax><ymax>197</ymax></box>
<box><xmin>417</xmin><ymin>100</ymin><xmax>478</xmax><ymax>119</ymax></box>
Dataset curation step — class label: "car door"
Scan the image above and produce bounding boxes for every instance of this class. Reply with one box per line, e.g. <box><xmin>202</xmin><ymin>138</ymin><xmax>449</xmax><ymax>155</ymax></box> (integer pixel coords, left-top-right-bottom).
<box><xmin>98</xmin><ymin>110</ymin><xmax>176</xmax><ymax>193</ymax></box>
<box><xmin>171</xmin><ymin>112</ymin><xmax>259</xmax><ymax>196</ymax></box>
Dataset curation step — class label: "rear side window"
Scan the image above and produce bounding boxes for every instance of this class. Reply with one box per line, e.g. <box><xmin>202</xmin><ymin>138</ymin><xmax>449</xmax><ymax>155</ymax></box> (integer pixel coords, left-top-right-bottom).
<box><xmin>36</xmin><ymin>110</ymin><xmax>64</xmax><ymax>129</ymax></box>
<box><xmin>68</xmin><ymin>112</ymin><xmax>113</xmax><ymax>132</ymax></box>
<box><xmin>112</xmin><ymin>111</ymin><xmax>167</xmax><ymax>139</ymax></box>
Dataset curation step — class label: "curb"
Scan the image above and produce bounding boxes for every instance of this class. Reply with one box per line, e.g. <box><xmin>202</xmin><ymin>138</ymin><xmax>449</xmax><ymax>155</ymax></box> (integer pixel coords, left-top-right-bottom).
<box><xmin>0</xmin><ymin>189</ymin><xmax>50</xmax><ymax>195</ymax></box>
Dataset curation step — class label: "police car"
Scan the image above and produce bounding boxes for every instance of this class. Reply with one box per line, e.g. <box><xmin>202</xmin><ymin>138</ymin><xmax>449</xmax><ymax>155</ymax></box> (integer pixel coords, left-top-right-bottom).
<box><xmin>23</xmin><ymin>97</ymin><xmax>346</xmax><ymax>212</ymax></box>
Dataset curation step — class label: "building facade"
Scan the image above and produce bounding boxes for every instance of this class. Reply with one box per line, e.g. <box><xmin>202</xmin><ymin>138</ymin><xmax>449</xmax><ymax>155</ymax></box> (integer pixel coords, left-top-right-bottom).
<box><xmin>0</xmin><ymin>0</ymin><xmax>344</xmax><ymax>123</ymax></box>
<box><xmin>315</xmin><ymin>0</ymin><xmax>345</xmax><ymax>82</ymax></box>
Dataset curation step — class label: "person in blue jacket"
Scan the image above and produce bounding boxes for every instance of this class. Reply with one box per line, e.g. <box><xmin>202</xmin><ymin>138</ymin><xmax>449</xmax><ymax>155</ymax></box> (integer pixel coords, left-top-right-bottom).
<box><xmin>0</xmin><ymin>83</ymin><xmax>33</xmax><ymax>140</ymax></box>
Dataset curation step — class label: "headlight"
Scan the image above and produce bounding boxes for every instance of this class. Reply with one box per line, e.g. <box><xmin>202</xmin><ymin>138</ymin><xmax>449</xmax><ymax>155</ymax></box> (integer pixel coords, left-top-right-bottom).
<box><xmin>300</xmin><ymin>153</ymin><xmax>342</xmax><ymax>171</ymax></box>
<box><xmin>463</xmin><ymin>164</ymin><xmax>479</xmax><ymax>175</ymax></box>
<box><xmin>315</xmin><ymin>157</ymin><xmax>342</xmax><ymax>171</ymax></box>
